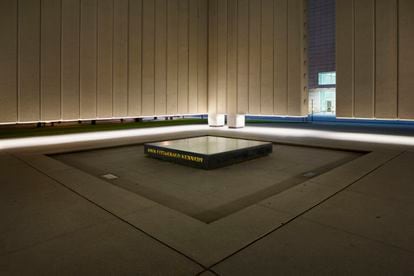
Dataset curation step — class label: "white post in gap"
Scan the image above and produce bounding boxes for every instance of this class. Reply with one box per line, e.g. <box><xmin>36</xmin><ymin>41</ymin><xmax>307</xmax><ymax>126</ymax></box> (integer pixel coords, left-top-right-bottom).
<box><xmin>227</xmin><ymin>114</ymin><xmax>245</xmax><ymax>128</ymax></box>
<box><xmin>208</xmin><ymin>114</ymin><xmax>225</xmax><ymax>127</ymax></box>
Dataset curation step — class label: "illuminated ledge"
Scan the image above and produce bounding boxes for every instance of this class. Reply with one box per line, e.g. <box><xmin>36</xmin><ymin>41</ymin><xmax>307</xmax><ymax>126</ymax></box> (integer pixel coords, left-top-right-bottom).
<box><xmin>144</xmin><ymin>136</ymin><xmax>273</xmax><ymax>169</ymax></box>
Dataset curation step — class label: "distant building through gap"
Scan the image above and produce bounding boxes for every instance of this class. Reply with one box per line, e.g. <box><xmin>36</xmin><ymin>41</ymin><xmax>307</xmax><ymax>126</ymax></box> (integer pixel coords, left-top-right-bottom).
<box><xmin>308</xmin><ymin>0</ymin><xmax>336</xmax><ymax>115</ymax></box>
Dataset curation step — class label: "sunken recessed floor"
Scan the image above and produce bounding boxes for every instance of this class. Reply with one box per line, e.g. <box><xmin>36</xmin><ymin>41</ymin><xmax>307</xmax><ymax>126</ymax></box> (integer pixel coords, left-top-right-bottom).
<box><xmin>52</xmin><ymin>141</ymin><xmax>363</xmax><ymax>223</ymax></box>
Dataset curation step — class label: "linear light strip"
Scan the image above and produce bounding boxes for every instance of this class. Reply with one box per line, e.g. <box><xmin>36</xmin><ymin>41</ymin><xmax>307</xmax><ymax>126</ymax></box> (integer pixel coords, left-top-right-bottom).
<box><xmin>0</xmin><ymin>125</ymin><xmax>209</xmax><ymax>150</ymax></box>
<box><xmin>228</xmin><ymin>127</ymin><xmax>414</xmax><ymax>147</ymax></box>
<box><xmin>1</xmin><ymin>125</ymin><xmax>414</xmax><ymax>150</ymax></box>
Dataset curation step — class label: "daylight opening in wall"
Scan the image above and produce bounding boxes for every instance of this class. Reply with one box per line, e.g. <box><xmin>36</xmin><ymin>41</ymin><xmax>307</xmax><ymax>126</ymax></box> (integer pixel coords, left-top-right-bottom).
<box><xmin>308</xmin><ymin>0</ymin><xmax>336</xmax><ymax>117</ymax></box>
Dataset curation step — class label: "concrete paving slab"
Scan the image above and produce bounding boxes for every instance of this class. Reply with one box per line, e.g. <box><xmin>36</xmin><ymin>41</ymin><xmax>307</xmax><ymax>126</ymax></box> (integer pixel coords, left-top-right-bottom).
<box><xmin>347</xmin><ymin>151</ymin><xmax>414</xmax><ymax>204</ymax></box>
<box><xmin>125</xmin><ymin>203</ymin><xmax>290</xmax><ymax>266</ymax></box>
<box><xmin>0</xmin><ymin>154</ymin><xmax>114</xmax><ymax>255</ymax></box>
<box><xmin>308</xmin><ymin>150</ymin><xmax>401</xmax><ymax>190</ymax></box>
<box><xmin>212</xmin><ymin>218</ymin><xmax>414</xmax><ymax>275</ymax></box>
<box><xmin>0</xmin><ymin>187</ymin><xmax>113</xmax><ymax>255</ymax></box>
<box><xmin>0</xmin><ymin>154</ymin><xmax>60</xmax><ymax>204</ymax></box>
<box><xmin>0</xmin><ymin>219</ymin><xmax>204</xmax><ymax>275</ymax></box>
<box><xmin>20</xmin><ymin>159</ymin><xmax>158</xmax><ymax>217</ymax></box>
<box><xmin>304</xmin><ymin>190</ymin><xmax>414</xmax><ymax>252</ymax></box>
<box><xmin>258</xmin><ymin>180</ymin><xmax>340</xmax><ymax>215</ymax></box>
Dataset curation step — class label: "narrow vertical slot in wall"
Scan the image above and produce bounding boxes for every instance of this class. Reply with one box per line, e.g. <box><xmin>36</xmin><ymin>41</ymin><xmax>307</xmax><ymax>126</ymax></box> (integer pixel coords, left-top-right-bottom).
<box><xmin>307</xmin><ymin>0</ymin><xmax>336</xmax><ymax>118</ymax></box>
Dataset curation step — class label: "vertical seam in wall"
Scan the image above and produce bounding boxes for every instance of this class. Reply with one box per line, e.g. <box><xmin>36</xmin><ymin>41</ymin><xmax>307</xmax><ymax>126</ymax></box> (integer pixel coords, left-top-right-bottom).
<box><xmin>218</xmin><ymin>0</ymin><xmax>221</xmax><ymax>114</ymax></box>
<box><xmin>177</xmin><ymin>0</ymin><xmax>179</xmax><ymax>115</ymax></box>
<box><xmin>112</xmin><ymin>0</ymin><xmax>115</xmax><ymax>118</ymax></box>
<box><xmin>60</xmin><ymin>0</ymin><xmax>63</xmax><ymax>120</ymax></box>
<box><xmin>39</xmin><ymin>0</ymin><xmax>42</xmax><ymax>121</ymax></box>
<box><xmin>205</xmin><ymin>0</ymin><xmax>210</xmax><ymax>113</ymax></box>
<box><xmin>187</xmin><ymin>0</ymin><xmax>190</xmax><ymax>114</ymax></box>
<box><xmin>196</xmin><ymin>0</ymin><xmax>199</xmax><ymax>113</ymax></box>
<box><xmin>259</xmin><ymin>0</ymin><xmax>262</xmax><ymax>114</ymax></box>
<box><xmin>127</xmin><ymin>0</ymin><xmax>130</xmax><ymax>116</ymax></box>
<box><xmin>273</xmin><ymin>1</ymin><xmax>281</xmax><ymax>114</ymax></box>
<box><xmin>96</xmin><ymin>0</ymin><xmax>99</xmax><ymax>118</ymax></box>
<box><xmin>216</xmin><ymin>0</ymin><xmax>218</xmax><ymax>114</ymax></box>
<box><xmin>352</xmin><ymin>0</ymin><xmax>355</xmax><ymax>118</ymax></box>
<box><xmin>153</xmin><ymin>0</ymin><xmax>156</xmax><ymax>115</ymax></box>
<box><xmin>225</xmin><ymin>0</ymin><xmax>227</xmax><ymax>114</ymax></box>
<box><xmin>95</xmin><ymin>0</ymin><xmax>98</xmax><ymax>119</ymax></box>
<box><xmin>396</xmin><ymin>0</ymin><xmax>399</xmax><ymax>118</ymax></box>
<box><xmin>17</xmin><ymin>0</ymin><xmax>20</xmax><ymax>122</ymax></box>
<box><xmin>236</xmin><ymin>0</ymin><xmax>239</xmax><ymax>114</ymax></box>
<box><xmin>228</xmin><ymin>0</ymin><xmax>231</xmax><ymax>114</ymax></box>
<box><xmin>140</xmin><ymin>0</ymin><xmax>143</xmax><ymax>116</ymax></box>
<box><xmin>234</xmin><ymin>0</ymin><xmax>240</xmax><ymax>114</ymax></box>
<box><xmin>303</xmin><ymin>0</ymin><xmax>307</xmax><ymax>116</ymax></box>
<box><xmin>184</xmin><ymin>0</ymin><xmax>190</xmax><ymax>113</ymax></box>
<box><xmin>226</xmin><ymin>0</ymin><xmax>229</xmax><ymax>114</ymax></box>
<box><xmin>201</xmin><ymin>0</ymin><xmax>205</xmax><ymax>113</ymax></box>
<box><xmin>247</xmin><ymin>0</ymin><xmax>250</xmax><ymax>114</ymax></box>
<box><xmin>272</xmin><ymin>0</ymin><xmax>275</xmax><ymax>114</ymax></box>
<box><xmin>286</xmin><ymin>0</ymin><xmax>289</xmax><ymax>115</ymax></box>
<box><xmin>78</xmin><ymin>0</ymin><xmax>81</xmax><ymax>119</ymax></box>
<box><xmin>202</xmin><ymin>0</ymin><xmax>205</xmax><ymax>114</ymax></box>
<box><xmin>272</xmin><ymin>0</ymin><xmax>275</xmax><ymax>115</ymax></box>
<box><xmin>166</xmin><ymin>0</ymin><xmax>169</xmax><ymax>114</ymax></box>
<box><xmin>153</xmin><ymin>0</ymin><xmax>160</xmax><ymax>115</ymax></box>
<box><xmin>373</xmin><ymin>0</ymin><xmax>376</xmax><ymax>118</ymax></box>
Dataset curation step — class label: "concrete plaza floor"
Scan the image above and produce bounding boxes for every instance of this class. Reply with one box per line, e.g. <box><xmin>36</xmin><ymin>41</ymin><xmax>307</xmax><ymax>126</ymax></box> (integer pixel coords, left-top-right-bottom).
<box><xmin>1</xmin><ymin>123</ymin><xmax>414</xmax><ymax>275</ymax></box>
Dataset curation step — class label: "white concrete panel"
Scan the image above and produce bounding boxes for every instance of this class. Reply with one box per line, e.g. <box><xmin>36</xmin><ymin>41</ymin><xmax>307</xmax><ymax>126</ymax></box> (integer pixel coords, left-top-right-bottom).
<box><xmin>336</xmin><ymin>0</ymin><xmax>354</xmax><ymax>117</ymax></box>
<box><xmin>142</xmin><ymin>0</ymin><xmax>155</xmax><ymax>115</ymax></box>
<box><xmin>18</xmin><ymin>0</ymin><xmax>41</xmax><ymax>122</ymax></box>
<box><xmin>97</xmin><ymin>0</ymin><xmax>113</xmax><ymax>118</ymax></box>
<box><xmin>167</xmin><ymin>0</ymin><xmax>178</xmax><ymax>114</ymax></box>
<box><xmin>113</xmin><ymin>0</ymin><xmax>129</xmax><ymax>117</ymax></box>
<box><xmin>274</xmin><ymin>0</ymin><xmax>288</xmax><ymax>115</ymax></box>
<box><xmin>398</xmin><ymin>0</ymin><xmax>414</xmax><ymax>119</ymax></box>
<box><xmin>0</xmin><ymin>0</ymin><xmax>18</xmax><ymax>122</ymax></box>
<box><xmin>208</xmin><ymin>0</ymin><xmax>218</xmax><ymax>114</ymax></box>
<box><xmin>217</xmin><ymin>0</ymin><xmax>228</xmax><ymax>114</ymax></box>
<box><xmin>41</xmin><ymin>0</ymin><xmax>61</xmax><ymax>121</ymax></box>
<box><xmin>227</xmin><ymin>0</ymin><xmax>238</xmax><ymax>114</ymax></box>
<box><xmin>354</xmin><ymin>0</ymin><xmax>375</xmax><ymax>118</ymax></box>
<box><xmin>197</xmin><ymin>0</ymin><xmax>208</xmax><ymax>113</ymax></box>
<box><xmin>375</xmin><ymin>0</ymin><xmax>397</xmax><ymax>119</ymax></box>
<box><xmin>154</xmin><ymin>0</ymin><xmax>167</xmax><ymax>115</ymax></box>
<box><xmin>237</xmin><ymin>0</ymin><xmax>249</xmax><ymax>114</ymax></box>
<box><xmin>188</xmin><ymin>0</ymin><xmax>199</xmax><ymax>114</ymax></box>
<box><xmin>61</xmin><ymin>0</ymin><xmax>80</xmax><ymax>120</ymax></box>
<box><xmin>79</xmin><ymin>0</ymin><xmax>97</xmax><ymax>119</ymax></box>
<box><xmin>128</xmin><ymin>0</ymin><xmax>142</xmax><ymax>116</ymax></box>
<box><xmin>178</xmin><ymin>0</ymin><xmax>189</xmax><ymax>114</ymax></box>
<box><xmin>287</xmin><ymin>0</ymin><xmax>302</xmax><ymax>116</ymax></box>
<box><xmin>248</xmin><ymin>0</ymin><xmax>261</xmax><ymax>114</ymax></box>
<box><xmin>260</xmin><ymin>0</ymin><xmax>274</xmax><ymax>114</ymax></box>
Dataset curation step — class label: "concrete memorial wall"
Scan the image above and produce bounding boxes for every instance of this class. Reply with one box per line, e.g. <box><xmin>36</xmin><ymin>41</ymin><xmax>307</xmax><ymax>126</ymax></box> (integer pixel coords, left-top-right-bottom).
<box><xmin>336</xmin><ymin>0</ymin><xmax>414</xmax><ymax>120</ymax></box>
<box><xmin>0</xmin><ymin>0</ymin><xmax>208</xmax><ymax>123</ymax></box>
<box><xmin>0</xmin><ymin>0</ymin><xmax>307</xmax><ymax>124</ymax></box>
<box><xmin>207</xmin><ymin>0</ymin><xmax>308</xmax><ymax>117</ymax></box>
<box><xmin>3</xmin><ymin>0</ymin><xmax>413</xmax><ymax>123</ymax></box>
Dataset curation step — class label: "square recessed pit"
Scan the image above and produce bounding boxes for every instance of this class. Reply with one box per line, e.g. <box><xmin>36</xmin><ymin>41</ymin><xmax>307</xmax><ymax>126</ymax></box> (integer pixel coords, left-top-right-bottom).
<box><xmin>52</xmin><ymin>137</ymin><xmax>363</xmax><ymax>223</ymax></box>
